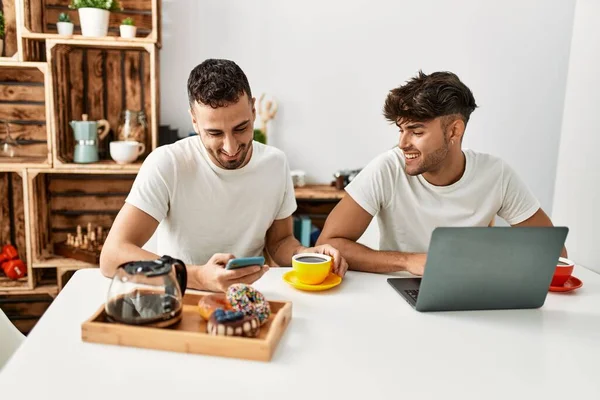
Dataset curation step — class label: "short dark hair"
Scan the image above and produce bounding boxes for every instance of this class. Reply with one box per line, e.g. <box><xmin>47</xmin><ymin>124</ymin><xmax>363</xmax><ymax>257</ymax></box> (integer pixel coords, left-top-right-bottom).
<box><xmin>187</xmin><ymin>59</ymin><xmax>252</xmax><ymax>108</ymax></box>
<box><xmin>383</xmin><ymin>71</ymin><xmax>477</xmax><ymax>126</ymax></box>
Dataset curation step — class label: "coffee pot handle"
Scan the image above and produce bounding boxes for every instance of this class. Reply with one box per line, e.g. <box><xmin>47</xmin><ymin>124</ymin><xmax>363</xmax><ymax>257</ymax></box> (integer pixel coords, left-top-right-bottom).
<box><xmin>171</xmin><ymin>257</ymin><xmax>187</xmax><ymax>296</ymax></box>
<box><xmin>97</xmin><ymin>119</ymin><xmax>110</xmax><ymax>141</ymax></box>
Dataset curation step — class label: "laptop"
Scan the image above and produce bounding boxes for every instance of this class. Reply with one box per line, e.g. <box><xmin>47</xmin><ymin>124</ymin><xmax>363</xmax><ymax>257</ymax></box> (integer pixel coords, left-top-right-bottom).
<box><xmin>387</xmin><ymin>227</ymin><xmax>569</xmax><ymax>312</ymax></box>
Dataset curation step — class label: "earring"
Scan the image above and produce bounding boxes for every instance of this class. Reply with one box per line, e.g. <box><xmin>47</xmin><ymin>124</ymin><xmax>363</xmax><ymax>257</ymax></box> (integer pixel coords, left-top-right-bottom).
<box><xmin>450</xmin><ymin>140</ymin><xmax>454</xmax><ymax>145</ymax></box>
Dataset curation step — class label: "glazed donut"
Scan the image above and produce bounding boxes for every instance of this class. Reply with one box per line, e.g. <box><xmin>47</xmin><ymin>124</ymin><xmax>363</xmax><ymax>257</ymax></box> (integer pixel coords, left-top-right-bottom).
<box><xmin>226</xmin><ymin>283</ymin><xmax>271</xmax><ymax>326</ymax></box>
<box><xmin>198</xmin><ymin>293</ymin><xmax>232</xmax><ymax>321</ymax></box>
<box><xmin>206</xmin><ymin>308</ymin><xmax>260</xmax><ymax>337</ymax></box>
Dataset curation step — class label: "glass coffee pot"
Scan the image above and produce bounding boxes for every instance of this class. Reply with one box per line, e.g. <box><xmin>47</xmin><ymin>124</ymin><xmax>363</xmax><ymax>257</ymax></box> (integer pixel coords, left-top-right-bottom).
<box><xmin>105</xmin><ymin>255</ymin><xmax>187</xmax><ymax>328</ymax></box>
<box><xmin>117</xmin><ymin>110</ymin><xmax>147</xmax><ymax>151</ymax></box>
<box><xmin>0</xmin><ymin>121</ymin><xmax>20</xmax><ymax>158</ymax></box>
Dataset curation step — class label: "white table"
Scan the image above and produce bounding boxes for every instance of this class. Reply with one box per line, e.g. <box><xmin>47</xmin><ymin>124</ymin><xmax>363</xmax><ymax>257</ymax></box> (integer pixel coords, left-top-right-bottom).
<box><xmin>1</xmin><ymin>267</ymin><xmax>599</xmax><ymax>399</ymax></box>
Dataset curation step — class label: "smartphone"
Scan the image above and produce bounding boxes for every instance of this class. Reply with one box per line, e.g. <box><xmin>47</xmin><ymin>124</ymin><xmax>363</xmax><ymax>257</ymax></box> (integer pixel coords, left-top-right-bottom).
<box><xmin>225</xmin><ymin>256</ymin><xmax>266</xmax><ymax>270</ymax></box>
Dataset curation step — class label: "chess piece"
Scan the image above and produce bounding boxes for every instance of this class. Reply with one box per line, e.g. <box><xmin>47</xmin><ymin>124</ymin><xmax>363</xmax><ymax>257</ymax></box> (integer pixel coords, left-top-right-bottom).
<box><xmin>76</xmin><ymin>225</ymin><xmax>83</xmax><ymax>245</ymax></box>
<box><xmin>83</xmin><ymin>236</ymin><xmax>89</xmax><ymax>250</ymax></box>
<box><xmin>97</xmin><ymin>226</ymin><xmax>103</xmax><ymax>243</ymax></box>
<box><xmin>74</xmin><ymin>236</ymin><xmax>81</xmax><ymax>248</ymax></box>
<box><xmin>87</xmin><ymin>222</ymin><xmax>93</xmax><ymax>240</ymax></box>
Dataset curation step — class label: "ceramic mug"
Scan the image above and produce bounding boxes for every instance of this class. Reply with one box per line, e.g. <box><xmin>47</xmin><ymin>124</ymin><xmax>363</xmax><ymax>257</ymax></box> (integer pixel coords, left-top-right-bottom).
<box><xmin>551</xmin><ymin>257</ymin><xmax>574</xmax><ymax>286</ymax></box>
<box><xmin>110</xmin><ymin>141</ymin><xmax>145</xmax><ymax>164</ymax></box>
<box><xmin>291</xmin><ymin>253</ymin><xmax>331</xmax><ymax>285</ymax></box>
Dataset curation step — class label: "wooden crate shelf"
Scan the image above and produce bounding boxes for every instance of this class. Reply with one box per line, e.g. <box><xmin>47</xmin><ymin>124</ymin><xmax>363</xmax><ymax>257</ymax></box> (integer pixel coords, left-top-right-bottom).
<box><xmin>47</xmin><ymin>39</ymin><xmax>158</xmax><ymax>170</ymax></box>
<box><xmin>0</xmin><ymin>290</ymin><xmax>56</xmax><ymax>335</ymax></box>
<box><xmin>0</xmin><ymin>2</ymin><xmax>162</xmax><ymax>300</ymax></box>
<box><xmin>0</xmin><ymin>62</ymin><xmax>53</xmax><ymax>167</ymax></box>
<box><xmin>27</xmin><ymin>170</ymin><xmax>136</xmax><ymax>268</ymax></box>
<box><xmin>57</xmin><ymin>264</ymin><xmax>88</xmax><ymax>290</ymax></box>
<box><xmin>21</xmin><ymin>37</ymin><xmax>47</xmax><ymax>62</ymax></box>
<box><xmin>22</xmin><ymin>32</ymin><xmax>158</xmax><ymax>45</ymax></box>
<box><xmin>0</xmin><ymin>283</ymin><xmax>57</xmax><ymax>298</ymax></box>
<box><xmin>21</xmin><ymin>0</ymin><xmax>161</xmax><ymax>45</ymax></box>
<box><xmin>0</xmin><ymin>169</ymin><xmax>33</xmax><ymax>292</ymax></box>
<box><xmin>0</xmin><ymin>0</ymin><xmax>20</xmax><ymax>61</ymax></box>
<box><xmin>32</xmin><ymin>255</ymin><xmax>95</xmax><ymax>269</ymax></box>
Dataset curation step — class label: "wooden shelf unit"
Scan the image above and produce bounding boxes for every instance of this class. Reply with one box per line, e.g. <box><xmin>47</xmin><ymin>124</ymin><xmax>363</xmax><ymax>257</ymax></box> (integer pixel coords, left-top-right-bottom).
<box><xmin>27</xmin><ymin>169</ymin><xmax>136</xmax><ymax>268</ymax></box>
<box><xmin>0</xmin><ymin>0</ymin><xmax>21</xmax><ymax>61</ymax></box>
<box><xmin>0</xmin><ymin>168</ymin><xmax>34</xmax><ymax>291</ymax></box>
<box><xmin>0</xmin><ymin>1</ymin><xmax>161</xmax><ymax>333</ymax></box>
<box><xmin>0</xmin><ymin>62</ymin><xmax>53</xmax><ymax>168</ymax></box>
<box><xmin>47</xmin><ymin>39</ymin><xmax>158</xmax><ymax>169</ymax></box>
<box><xmin>0</xmin><ymin>290</ymin><xmax>56</xmax><ymax>335</ymax></box>
<box><xmin>294</xmin><ymin>184</ymin><xmax>345</xmax><ymax>231</ymax></box>
<box><xmin>20</xmin><ymin>0</ymin><xmax>161</xmax><ymax>46</ymax></box>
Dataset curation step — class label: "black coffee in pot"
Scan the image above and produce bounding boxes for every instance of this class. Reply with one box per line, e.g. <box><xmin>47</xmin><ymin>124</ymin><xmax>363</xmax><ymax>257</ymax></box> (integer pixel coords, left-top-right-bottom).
<box><xmin>106</xmin><ymin>289</ymin><xmax>181</xmax><ymax>325</ymax></box>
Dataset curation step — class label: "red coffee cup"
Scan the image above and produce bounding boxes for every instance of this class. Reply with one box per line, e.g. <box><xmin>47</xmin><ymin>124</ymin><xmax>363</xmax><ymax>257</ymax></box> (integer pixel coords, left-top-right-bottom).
<box><xmin>551</xmin><ymin>257</ymin><xmax>574</xmax><ymax>287</ymax></box>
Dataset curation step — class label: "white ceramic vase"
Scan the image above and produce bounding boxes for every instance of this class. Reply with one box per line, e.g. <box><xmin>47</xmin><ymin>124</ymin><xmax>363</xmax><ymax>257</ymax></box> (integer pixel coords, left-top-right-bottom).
<box><xmin>78</xmin><ymin>8</ymin><xmax>109</xmax><ymax>37</ymax></box>
<box><xmin>119</xmin><ymin>25</ymin><xmax>137</xmax><ymax>39</ymax></box>
<box><xmin>56</xmin><ymin>22</ymin><xmax>74</xmax><ymax>36</ymax></box>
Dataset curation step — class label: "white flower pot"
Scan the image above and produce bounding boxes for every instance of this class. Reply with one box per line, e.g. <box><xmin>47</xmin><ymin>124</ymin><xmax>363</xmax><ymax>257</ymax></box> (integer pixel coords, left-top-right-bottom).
<box><xmin>57</xmin><ymin>22</ymin><xmax>74</xmax><ymax>36</ymax></box>
<box><xmin>119</xmin><ymin>25</ymin><xmax>137</xmax><ymax>39</ymax></box>
<box><xmin>78</xmin><ymin>8</ymin><xmax>110</xmax><ymax>37</ymax></box>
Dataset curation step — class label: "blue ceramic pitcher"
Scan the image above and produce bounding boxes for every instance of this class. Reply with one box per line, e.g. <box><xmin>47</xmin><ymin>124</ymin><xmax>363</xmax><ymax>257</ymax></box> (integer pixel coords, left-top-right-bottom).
<box><xmin>70</xmin><ymin>114</ymin><xmax>110</xmax><ymax>163</ymax></box>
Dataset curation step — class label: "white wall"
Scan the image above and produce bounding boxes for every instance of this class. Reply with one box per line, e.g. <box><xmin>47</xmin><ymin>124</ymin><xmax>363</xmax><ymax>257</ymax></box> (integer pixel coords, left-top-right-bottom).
<box><xmin>552</xmin><ymin>0</ymin><xmax>600</xmax><ymax>273</ymax></box>
<box><xmin>160</xmin><ymin>0</ymin><xmax>575</xmax><ymax>215</ymax></box>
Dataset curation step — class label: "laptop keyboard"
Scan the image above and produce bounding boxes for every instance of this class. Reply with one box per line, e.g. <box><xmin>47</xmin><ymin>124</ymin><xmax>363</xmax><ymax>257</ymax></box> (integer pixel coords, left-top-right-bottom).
<box><xmin>405</xmin><ymin>289</ymin><xmax>419</xmax><ymax>302</ymax></box>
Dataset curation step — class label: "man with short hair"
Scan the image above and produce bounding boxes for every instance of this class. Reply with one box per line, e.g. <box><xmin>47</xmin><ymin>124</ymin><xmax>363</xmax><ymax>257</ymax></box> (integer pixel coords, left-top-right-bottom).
<box><xmin>317</xmin><ymin>70</ymin><xmax>566</xmax><ymax>276</ymax></box>
<box><xmin>100</xmin><ymin>59</ymin><xmax>347</xmax><ymax>291</ymax></box>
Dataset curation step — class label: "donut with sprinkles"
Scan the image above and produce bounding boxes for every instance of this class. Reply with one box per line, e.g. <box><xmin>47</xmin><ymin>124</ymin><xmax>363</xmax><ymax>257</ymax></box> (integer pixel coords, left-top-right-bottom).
<box><xmin>226</xmin><ymin>283</ymin><xmax>271</xmax><ymax>325</ymax></box>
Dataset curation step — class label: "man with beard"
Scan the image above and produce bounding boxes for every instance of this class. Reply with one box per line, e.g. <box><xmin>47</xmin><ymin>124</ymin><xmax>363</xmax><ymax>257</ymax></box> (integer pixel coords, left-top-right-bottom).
<box><xmin>100</xmin><ymin>59</ymin><xmax>347</xmax><ymax>291</ymax></box>
<box><xmin>317</xmin><ymin>70</ymin><xmax>566</xmax><ymax>276</ymax></box>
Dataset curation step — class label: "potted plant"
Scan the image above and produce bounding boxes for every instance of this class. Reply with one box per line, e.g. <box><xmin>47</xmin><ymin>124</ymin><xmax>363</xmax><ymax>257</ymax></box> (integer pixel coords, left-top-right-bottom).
<box><xmin>0</xmin><ymin>12</ymin><xmax>5</xmax><ymax>57</ymax></box>
<box><xmin>57</xmin><ymin>12</ymin><xmax>74</xmax><ymax>36</ymax></box>
<box><xmin>253</xmin><ymin>128</ymin><xmax>266</xmax><ymax>144</ymax></box>
<box><xmin>69</xmin><ymin>0</ymin><xmax>121</xmax><ymax>38</ymax></box>
<box><xmin>119</xmin><ymin>17</ymin><xmax>136</xmax><ymax>39</ymax></box>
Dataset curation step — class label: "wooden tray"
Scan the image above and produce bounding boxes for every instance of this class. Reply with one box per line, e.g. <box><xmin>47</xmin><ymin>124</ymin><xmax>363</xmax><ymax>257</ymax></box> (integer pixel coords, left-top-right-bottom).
<box><xmin>81</xmin><ymin>293</ymin><xmax>292</xmax><ymax>362</ymax></box>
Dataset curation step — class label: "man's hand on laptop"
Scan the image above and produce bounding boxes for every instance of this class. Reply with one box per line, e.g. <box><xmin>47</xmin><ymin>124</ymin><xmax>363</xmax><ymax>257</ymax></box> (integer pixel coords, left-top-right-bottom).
<box><xmin>406</xmin><ymin>253</ymin><xmax>427</xmax><ymax>276</ymax></box>
<box><xmin>189</xmin><ymin>253</ymin><xmax>269</xmax><ymax>292</ymax></box>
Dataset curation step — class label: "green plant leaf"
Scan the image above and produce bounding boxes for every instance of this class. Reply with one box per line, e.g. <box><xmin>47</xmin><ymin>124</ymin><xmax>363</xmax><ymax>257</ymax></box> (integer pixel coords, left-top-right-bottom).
<box><xmin>58</xmin><ymin>12</ymin><xmax>72</xmax><ymax>23</ymax></box>
<box><xmin>0</xmin><ymin>11</ymin><xmax>5</xmax><ymax>39</ymax></box>
<box><xmin>253</xmin><ymin>129</ymin><xmax>267</xmax><ymax>144</ymax></box>
<box><xmin>69</xmin><ymin>0</ymin><xmax>122</xmax><ymax>11</ymax></box>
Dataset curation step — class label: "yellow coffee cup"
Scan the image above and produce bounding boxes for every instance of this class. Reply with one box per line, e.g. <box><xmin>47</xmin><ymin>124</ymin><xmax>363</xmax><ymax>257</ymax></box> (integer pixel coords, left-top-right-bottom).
<box><xmin>292</xmin><ymin>253</ymin><xmax>332</xmax><ymax>285</ymax></box>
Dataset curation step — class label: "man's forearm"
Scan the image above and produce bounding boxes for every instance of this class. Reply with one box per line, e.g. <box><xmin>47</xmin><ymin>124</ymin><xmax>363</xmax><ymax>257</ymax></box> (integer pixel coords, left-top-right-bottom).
<box><xmin>325</xmin><ymin>237</ymin><xmax>420</xmax><ymax>273</ymax></box>
<box><xmin>268</xmin><ymin>236</ymin><xmax>306</xmax><ymax>267</ymax></box>
<box><xmin>99</xmin><ymin>242</ymin><xmax>159</xmax><ymax>278</ymax></box>
<box><xmin>100</xmin><ymin>242</ymin><xmax>208</xmax><ymax>290</ymax></box>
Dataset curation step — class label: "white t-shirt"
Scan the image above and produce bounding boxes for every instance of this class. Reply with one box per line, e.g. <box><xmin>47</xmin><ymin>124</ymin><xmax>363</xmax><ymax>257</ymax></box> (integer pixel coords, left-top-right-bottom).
<box><xmin>345</xmin><ymin>148</ymin><xmax>540</xmax><ymax>253</ymax></box>
<box><xmin>125</xmin><ymin>136</ymin><xmax>297</xmax><ymax>265</ymax></box>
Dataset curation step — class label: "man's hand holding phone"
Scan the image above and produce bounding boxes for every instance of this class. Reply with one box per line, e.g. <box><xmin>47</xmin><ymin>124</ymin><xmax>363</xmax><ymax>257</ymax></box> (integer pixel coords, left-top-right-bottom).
<box><xmin>189</xmin><ymin>254</ymin><xmax>268</xmax><ymax>292</ymax></box>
